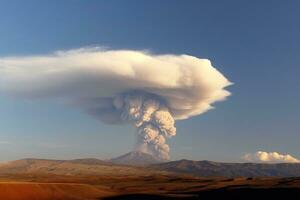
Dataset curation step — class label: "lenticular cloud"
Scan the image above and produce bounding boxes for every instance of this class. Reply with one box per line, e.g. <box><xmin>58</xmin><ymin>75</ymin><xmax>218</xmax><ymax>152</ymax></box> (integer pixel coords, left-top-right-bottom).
<box><xmin>0</xmin><ymin>48</ymin><xmax>231</xmax><ymax>159</ymax></box>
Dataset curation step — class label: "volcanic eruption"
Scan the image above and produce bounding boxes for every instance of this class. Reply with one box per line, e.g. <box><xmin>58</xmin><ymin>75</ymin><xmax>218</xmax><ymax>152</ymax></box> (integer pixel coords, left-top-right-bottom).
<box><xmin>0</xmin><ymin>47</ymin><xmax>231</xmax><ymax>160</ymax></box>
<box><xmin>112</xmin><ymin>92</ymin><xmax>176</xmax><ymax>160</ymax></box>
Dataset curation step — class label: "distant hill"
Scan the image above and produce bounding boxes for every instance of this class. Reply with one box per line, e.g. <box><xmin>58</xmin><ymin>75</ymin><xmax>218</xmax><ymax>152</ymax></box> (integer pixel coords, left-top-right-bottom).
<box><xmin>151</xmin><ymin>159</ymin><xmax>300</xmax><ymax>177</ymax></box>
<box><xmin>0</xmin><ymin>158</ymin><xmax>166</xmax><ymax>176</ymax></box>
<box><xmin>110</xmin><ymin>151</ymin><xmax>166</xmax><ymax>166</ymax></box>
<box><xmin>1</xmin><ymin>157</ymin><xmax>300</xmax><ymax>178</ymax></box>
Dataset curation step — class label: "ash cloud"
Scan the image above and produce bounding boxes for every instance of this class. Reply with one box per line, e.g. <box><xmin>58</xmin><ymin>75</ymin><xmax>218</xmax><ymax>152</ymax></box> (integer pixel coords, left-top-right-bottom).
<box><xmin>0</xmin><ymin>48</ymin><xmax>231</xmax><ymax>160</ymax></box>
<box><xmin>243</xmin><ymin>151</ymin><xmax>300</xmax><ymax>163</ymax></box>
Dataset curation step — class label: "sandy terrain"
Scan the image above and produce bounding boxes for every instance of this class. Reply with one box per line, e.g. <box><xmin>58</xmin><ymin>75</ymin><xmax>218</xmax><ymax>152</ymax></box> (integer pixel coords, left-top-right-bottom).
<box><xmin>0</xmin><ymin>158</ymin><xmax>299</xmax><ymax>199</ymax></box>
<box><xmin>0</xmin><ymin>174</ymin><xmax>299</xmax><ymax>199</ymax></box>
<box><xmin>0</xmin><ymin>182</ymin><xmax>115</xmax><ymax>200</ymax></box>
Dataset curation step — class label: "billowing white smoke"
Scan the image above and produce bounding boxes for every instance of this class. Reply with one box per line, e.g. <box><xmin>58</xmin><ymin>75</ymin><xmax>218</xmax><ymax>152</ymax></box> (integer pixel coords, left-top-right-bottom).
<box><xmin>114</xmin><ymin>93</ymin><xmax>175</xmax><ymax>160</ymax></box>
<box><xmin>0</xmin><ymin>47</ymin><xmax>231</xmax><ymax>160</ymax></box>
<box><xmin>243</xmin><ymin>151</ymin><xmax>300</xmax><ymax>163</ymax></box>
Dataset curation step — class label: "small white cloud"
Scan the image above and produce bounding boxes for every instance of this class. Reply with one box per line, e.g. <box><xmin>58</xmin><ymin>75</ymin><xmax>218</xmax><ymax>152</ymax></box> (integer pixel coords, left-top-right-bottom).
<box><xmin>243</xmin><ymin>151</ymin><xmax>300</xmax><ymax>163</ymax></box>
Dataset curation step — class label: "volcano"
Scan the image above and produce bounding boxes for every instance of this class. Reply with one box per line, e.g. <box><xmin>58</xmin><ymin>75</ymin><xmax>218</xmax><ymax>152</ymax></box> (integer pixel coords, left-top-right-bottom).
<box><xmin>110</xmin><ymin>151</ymin><xmax>167</xmax><ymax>166</ymax></box>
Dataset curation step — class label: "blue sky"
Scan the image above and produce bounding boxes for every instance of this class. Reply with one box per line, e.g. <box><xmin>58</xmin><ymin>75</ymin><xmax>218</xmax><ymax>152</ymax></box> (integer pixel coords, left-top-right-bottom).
<box><xmin>0</xmin><ymin>0</ymin><xmax>299</xmax><ymax>162</ymax></box>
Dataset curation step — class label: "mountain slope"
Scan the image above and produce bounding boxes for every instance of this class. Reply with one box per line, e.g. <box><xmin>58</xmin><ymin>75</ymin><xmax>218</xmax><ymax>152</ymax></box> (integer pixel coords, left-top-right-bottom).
<box><xmin>1</xmin><ymin>158</ymin><xmax>300</xmax><ymax>178</ymax></box>
<box><xmin>0</xmin><ymin>158</ymin><xmax>165</xmax><ymax>176</ymax></box>
<box><xmin>152</xmin><ymin>159</ymin><xmax>300</xmax><ymax>177</ymax></box>
<box><xmin>0</xmin><ymin>182</ymin><xmax>116</xmax><ymax>200</ymax></box>
<box><xmin>110</xmin><ymin>151</ymin><xmax>166</xmax><ymax>166</ymax></box>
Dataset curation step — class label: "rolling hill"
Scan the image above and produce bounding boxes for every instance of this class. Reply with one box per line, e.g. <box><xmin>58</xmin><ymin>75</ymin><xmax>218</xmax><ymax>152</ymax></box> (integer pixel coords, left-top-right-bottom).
<box><xmin>1</xmin><ymin>157</ymin><xmax>300</xmax><ymax>178</ymax></box>
<box><xmin>0</xmin><ymin>158</ymin><xmax>166</xmax><ymax>176</ymax></box>
<box><xmin>110</xmin><ymin>151</ymin><xmax>166</xmax><ymax>166</ymax></box>
<box><xmin>0</xmin><ymin>158</ymin><xmax>300</xmax><ymax>199</ymax></box>
<box><xmin>151</xmin><ymin>159</ymin><xmax>300</xmax><ymax>177</ymax></box>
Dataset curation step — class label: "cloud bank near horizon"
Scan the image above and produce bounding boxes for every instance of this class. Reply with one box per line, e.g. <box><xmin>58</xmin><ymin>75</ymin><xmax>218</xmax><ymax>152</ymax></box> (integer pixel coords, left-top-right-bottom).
<box><xmin>243</xmin><ymin>151</ymin><xmax>300</xmax><ymax>163</ymax></box>
<box><xmin>0</xmin><ymin>47</ymin><xmax>231</xmax><ymax>159</ymax></box>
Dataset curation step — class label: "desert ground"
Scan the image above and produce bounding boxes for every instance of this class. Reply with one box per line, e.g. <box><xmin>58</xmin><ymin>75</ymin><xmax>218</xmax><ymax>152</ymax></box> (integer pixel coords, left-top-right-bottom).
<box><xmin>0</xmin><ymin>158</ymin><xmax>299</xmax><ymax>199</ymax></box>
<box><xmin>0</xmin><ymin>173</ymin><xmax>300</xmax><ymax>199</ymax></box>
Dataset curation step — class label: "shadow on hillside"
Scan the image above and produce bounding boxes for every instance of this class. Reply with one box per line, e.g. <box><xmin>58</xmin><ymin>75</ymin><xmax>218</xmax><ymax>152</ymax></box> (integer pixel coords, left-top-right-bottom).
<box><xmin>102</xmin><ymin>188</ymin><xmax>300</xmax><ymax>200</ymax></box>
<box><xmin>102</xmin><ymin>194</ymin><xmax>197</xmax><ymax>200</ymax></box>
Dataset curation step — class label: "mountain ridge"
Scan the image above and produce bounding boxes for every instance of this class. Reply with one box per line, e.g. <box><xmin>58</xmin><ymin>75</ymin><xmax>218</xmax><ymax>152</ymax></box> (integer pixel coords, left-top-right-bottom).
<box><xmin>109</xmin><ymin>151</ymin><xmax>167</xmax><ymax>166</ymax></box>
<box><xmin>151</xmin><ymin>159</ymin><xmax>300</xmax><ymax>177</ymax></box>
<box><xmin>1</xmin><ymin>157</ymin><xmax>300</xmax><ymax>177</ymax></box>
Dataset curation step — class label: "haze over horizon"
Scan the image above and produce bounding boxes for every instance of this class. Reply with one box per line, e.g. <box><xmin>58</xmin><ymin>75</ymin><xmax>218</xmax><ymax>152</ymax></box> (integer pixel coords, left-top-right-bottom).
<box><xmin>0</xmin><ymin>0</ymin><xmax>299</xmax><ymax>163</ymax></box>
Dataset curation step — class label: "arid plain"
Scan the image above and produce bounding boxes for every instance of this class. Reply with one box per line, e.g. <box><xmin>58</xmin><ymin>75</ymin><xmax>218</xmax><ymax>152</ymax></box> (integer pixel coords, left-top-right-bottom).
<box><xmin>0</xmin><ymin>157</ymin><xmax>299</xmax><ymax>200</ymax></box>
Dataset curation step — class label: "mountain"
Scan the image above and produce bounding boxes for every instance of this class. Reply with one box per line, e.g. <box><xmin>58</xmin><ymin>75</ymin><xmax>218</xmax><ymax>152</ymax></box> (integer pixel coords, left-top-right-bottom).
<box><xmin>1</xmin><ymin>157</ymin><xmax>300</xmax><ymax>178</ymax></box>
<box><xmin>110</xmin><ymin>151</ymin><xmax>166</xmax><ymax>166</ymax></box>
<box><xmin>0</xmin><ymin>159</ymin><xmax>300</xmax><ymax>200</ymax></box>
<box><xmin>0</xmin><ymin>158</ymin><xmax>166</xmax><ymax>176</ymax></box>
<box><xmin>152</xmin><ymin>159</ymin><xmax>300</xmax><ymax>177</ymax></box>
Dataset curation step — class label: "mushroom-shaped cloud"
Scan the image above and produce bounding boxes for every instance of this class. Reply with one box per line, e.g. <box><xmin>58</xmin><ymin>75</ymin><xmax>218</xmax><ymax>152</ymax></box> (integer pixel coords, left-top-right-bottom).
<box><xmin>0</xmin><ymin>48</ymin><xmax>232</xmax><ymax>159</ymax></box>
